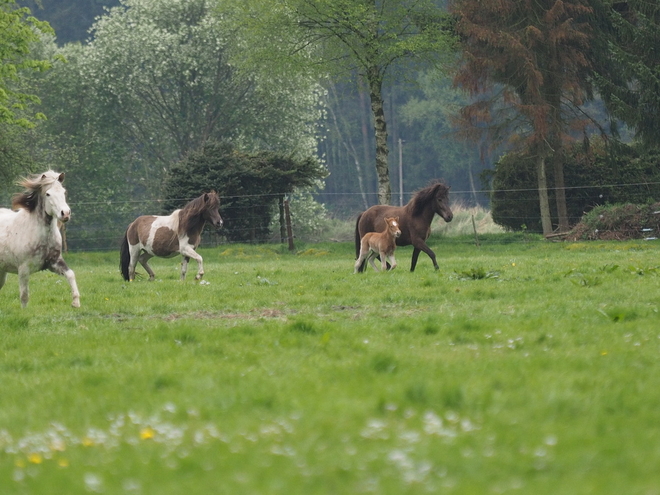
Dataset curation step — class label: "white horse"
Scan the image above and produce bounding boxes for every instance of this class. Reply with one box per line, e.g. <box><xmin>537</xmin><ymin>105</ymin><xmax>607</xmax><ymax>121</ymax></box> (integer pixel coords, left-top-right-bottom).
<box><xmin>0</xmin><ymin>171</ymin><xmax>80</xmax><ymax>308</ymax></box>
<box><xmin>119</xmin><ymin>192</ymin><xmax>223</xmax><ymax>282</ymax></box>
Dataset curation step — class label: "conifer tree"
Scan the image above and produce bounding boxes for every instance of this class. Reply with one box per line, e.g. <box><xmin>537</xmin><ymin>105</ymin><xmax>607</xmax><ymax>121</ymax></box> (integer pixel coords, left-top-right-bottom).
<box><xmin>451</xmin><ymin>0</ymin><xmax>594</xmax><ymax>234</ymax></box>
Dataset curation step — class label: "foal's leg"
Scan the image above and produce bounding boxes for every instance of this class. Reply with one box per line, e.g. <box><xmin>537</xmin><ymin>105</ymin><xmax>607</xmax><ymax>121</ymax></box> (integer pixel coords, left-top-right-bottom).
<box><xmin>379</xmin><ymin>250</ymin><xmax>389</xmax><ymax>271</ymax></box>
<box><xmin>354</xmin><ymin>239</ymin><xmax>370</xmax><ymax>273</ymax></box>
<box><xmin>18</xmin><ymin>264</ymin><xmax>30</xmax><ymax>308</ymax></box>
<box><xmin>49</xmin><ymin>257</ymin><xmax>81</xmax><ymax>308</ymax></box>
<box><xmin>385</xmin><ymin>252</ymin><xmax>397</xmax><ymax>270</ymax></box>
<box><xmin>138</xmin><ymin>252</ymin><xmax>156</xmax><ymax>281</ymax></box>
<box><xmin>180</xmin><ymin>245</ymin><xmax>204</xmax><ymax>280</ymax></box>
<box><xmin>367</xmin><ymin>250</ymin><xmax>380</xmax><ymax>272</ymax></box>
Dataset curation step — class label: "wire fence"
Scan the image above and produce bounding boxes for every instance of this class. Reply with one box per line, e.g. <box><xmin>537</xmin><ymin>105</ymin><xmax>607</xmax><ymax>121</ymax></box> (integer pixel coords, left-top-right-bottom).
<box><xmin>3</xmin><ymin>182</ymin><xmax>659</xmax><ymax>252</ymax></box>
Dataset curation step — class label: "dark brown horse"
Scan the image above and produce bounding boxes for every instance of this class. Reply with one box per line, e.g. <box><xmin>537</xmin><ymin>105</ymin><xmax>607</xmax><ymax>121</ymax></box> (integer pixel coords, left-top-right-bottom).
<box><xmin>355</xmin><ymin>181</ymin><xmax>453</xmax><ymax>272</ymax></box>
<box><xmin>120</xmin><ymin>192</ymin><xmax>223</xmax><ymax>281</ymax></box>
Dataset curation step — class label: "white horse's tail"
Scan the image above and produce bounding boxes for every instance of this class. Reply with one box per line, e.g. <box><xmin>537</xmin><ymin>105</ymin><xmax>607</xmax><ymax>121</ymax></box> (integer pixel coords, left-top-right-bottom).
<box><xmin>119</xmin><ymin>231</ymin><xmax>131</xmax><ymax>281</ymax></box>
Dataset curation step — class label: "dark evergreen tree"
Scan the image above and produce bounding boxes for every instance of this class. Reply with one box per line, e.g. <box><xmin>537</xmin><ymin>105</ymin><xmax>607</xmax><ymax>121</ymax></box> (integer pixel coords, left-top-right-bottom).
<box><xmin>163</xmin><ymin>142</ymin><xmax>326</xmax><ymax>243</ymax></box>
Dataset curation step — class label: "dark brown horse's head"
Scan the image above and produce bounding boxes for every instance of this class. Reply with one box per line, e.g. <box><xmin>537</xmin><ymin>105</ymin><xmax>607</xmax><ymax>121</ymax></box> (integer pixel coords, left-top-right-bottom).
<box><xmin>412</xmin><ymin>181</ymin><xmax>453</xmax><ymax>222</ymax></box>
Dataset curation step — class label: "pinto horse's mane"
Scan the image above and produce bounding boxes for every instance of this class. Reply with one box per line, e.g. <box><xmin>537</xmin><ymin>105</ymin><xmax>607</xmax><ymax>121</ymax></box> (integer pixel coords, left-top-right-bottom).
<box><xmin>11</xmin><ymin>170</ymin><xmax>62</xmax><ymax>213</ymax></box>
<box><xmin>178</xmin><ymin>191</ymin><xmax>220</xmax><ymax>236</ymax></box>
<box><xmin>410</xmin><ymin>181</ymin><xmax>449</xmax><ymax>217</ymax></box>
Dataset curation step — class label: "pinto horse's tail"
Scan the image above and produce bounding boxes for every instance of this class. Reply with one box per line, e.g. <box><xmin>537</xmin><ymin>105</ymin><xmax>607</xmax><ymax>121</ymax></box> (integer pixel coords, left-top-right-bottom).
<box><xmin>119</xmin><ymin>230</ymin><xmax>131</xmax><ymax>281</ymax></box>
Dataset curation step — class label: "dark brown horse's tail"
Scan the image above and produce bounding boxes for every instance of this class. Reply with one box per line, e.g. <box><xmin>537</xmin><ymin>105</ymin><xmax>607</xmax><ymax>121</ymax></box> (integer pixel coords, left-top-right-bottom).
<box><xmin>119</xmin><ymin>230</ymin><xmax>131</xmax><ymax>281</ymax></box>
<box><xmin>355</xmin><ymin>213</ymin><xmax>362</xmax><ymax>259</ymax></box>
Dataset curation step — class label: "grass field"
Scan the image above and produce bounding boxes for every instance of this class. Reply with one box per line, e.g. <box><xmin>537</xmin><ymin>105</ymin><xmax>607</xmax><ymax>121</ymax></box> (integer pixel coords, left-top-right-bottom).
<box><xmin>1</xmin><ymin>235</ymin><xmax>660</xmax><ymax>494</ymax></box>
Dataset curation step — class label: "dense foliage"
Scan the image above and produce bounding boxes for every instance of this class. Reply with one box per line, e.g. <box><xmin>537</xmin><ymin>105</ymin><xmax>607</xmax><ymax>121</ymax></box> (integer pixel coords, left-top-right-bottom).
<box><xmin>592</xmin><ymin>0</ymin><xmax>660</xmax><ymax>148</ymax></box>
<box><xmin>488</xmin><ymin>139</ymin><xmax>660</xmax><ymax>232</ymax></box>
<box><xmin>0</xmin><ymin>0</ymin><xmax>57</xmax><ymax>129</ymax></box>
<box><xmin>164</xmin><ymin>142</ymin><xmax>326</xmax><ymax>243</ymax></box>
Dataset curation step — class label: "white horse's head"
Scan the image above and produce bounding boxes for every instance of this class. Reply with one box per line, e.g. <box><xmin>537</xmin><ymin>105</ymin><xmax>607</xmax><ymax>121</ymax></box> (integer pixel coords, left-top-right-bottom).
<box><xmin>42</xmin><ymin>172</ymin><xmax>72</xmax><ymax>223</ymax></box>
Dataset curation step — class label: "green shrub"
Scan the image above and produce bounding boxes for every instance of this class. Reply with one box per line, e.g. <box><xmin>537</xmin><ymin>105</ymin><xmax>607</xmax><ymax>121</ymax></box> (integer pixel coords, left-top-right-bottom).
<box><xmin>487</xmin><ymin>140</ymin><xmax>660</xmax><ymax>232</ymax></box>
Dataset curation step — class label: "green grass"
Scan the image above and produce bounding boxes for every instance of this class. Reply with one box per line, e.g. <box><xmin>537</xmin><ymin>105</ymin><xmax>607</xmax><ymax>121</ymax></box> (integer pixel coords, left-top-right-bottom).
<box><xmin>1</xmin><ymin>236</ymin><xmax>660</xmax><ymax>494</ymax></box>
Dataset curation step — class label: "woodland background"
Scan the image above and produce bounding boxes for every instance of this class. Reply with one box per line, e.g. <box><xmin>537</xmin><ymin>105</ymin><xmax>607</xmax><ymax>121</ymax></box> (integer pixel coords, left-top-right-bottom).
<box><xmin>2</xmin><ymin>0</ymin><xmax>659</xmax><ymax>249</ymax></box>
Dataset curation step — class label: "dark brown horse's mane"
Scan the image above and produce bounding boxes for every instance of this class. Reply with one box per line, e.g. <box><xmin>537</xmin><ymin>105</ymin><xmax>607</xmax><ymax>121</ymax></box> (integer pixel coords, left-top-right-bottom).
<box><xmin>11</xmin><ymin>171</ymin><xmax>61</xmax><ymax>213</ymax></box>
<box><xmin>178</xmin><ymin>191</ymin><xmax>220</xmax><ymax>235</ymax></box>
<box><xmin>410</xmin><ymin>181</ymin><xmax>449</xmax><ymax>217</ymax></box>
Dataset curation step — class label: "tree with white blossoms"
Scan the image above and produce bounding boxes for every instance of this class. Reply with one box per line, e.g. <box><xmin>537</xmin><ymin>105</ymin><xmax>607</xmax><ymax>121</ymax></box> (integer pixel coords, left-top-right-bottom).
<box><xmin>84</xmin><ymin>0</ymin><xmax>322</xmax><ymax>172</ymax></box>
<box><xmin>26</xmin><ymin>0</ymin><xmax>324</xmax><ymax>250</ymax></box>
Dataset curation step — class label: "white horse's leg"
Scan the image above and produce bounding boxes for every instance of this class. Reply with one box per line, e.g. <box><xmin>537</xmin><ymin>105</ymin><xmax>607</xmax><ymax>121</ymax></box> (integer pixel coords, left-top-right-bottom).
<box><xmin>138</xmin><ymin>252</ymin><xmax>156</xmax><ymax>281</ymax></box>
<box><xmin>180</xmin><ymin>245</ymin><xmax>204</xmax><ymax>280</ymax></box>
<box><xmin>18</xmin><ymin>264</ymin><xmax>30</xmax><ymax>308</ymax></box>
<box><xmin>49</xmin><ymin>257</ymin><xmax>80</xmax><ymax>308</ymax></box>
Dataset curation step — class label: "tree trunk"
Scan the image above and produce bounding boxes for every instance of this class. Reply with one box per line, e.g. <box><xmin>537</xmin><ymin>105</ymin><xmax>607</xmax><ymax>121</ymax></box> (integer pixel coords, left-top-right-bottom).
<box><xmin>536</xmin><ymin>153</ymin><xmax>553</xmax><ymax>236</ymax></box>
<box><xmin>547</xmin><ymin>77</ymin><xmax>570</xmax><ymax>232</ymax></box>
<box><xmin>366</xmin><ymin>67</ymin><xmax>391</xmax><ymax>205</ymax></box>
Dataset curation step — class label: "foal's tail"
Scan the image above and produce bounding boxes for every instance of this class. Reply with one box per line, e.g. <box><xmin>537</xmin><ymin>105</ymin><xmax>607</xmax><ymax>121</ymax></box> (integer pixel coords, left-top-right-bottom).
<box><xmin>119</xmin><ymin>230</ymin><xmax>131</xmax><ymax>281</ymax></box>
<box><xmin>355</xmin><ymin>213</ymin><xmax>363</xmax><ymax>260</ymax></box>
<box><xmin>354</xmin><ymin>213</ymin><xmax>368</xmax><ymax>273</ymax></box>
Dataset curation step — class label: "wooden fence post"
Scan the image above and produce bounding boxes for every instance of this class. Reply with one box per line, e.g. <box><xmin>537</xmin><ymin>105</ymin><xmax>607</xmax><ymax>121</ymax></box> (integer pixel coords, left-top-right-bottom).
<box><xmin>284</xmin><ymin>199</ymin><xmax>295</xmax><ymax>251</ymax></box>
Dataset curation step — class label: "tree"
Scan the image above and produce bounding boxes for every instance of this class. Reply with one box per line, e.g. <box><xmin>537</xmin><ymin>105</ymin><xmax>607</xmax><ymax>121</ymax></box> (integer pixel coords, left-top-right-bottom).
<box><xmin>84</xmin><ymin>0</ymin><xmax>322</xmax><ymax>172</ymax></box>
<box><xmin>591</xmin><ymin>0</ymin><xmax>660</xmax><ymax>148</ymax></box>
<box><xmin>239</xmin><ymin>0</ymin><xmax>455</xmax><ymax>205</ymax></box>
<box><xmin>0</xmin><ymin>0</ymin><xmax>56</xmax><ymax>128</ymax></box>
<box><xmin>25</xmin><ymin>0</ymin><xmax>324</xmax><ymax>250</ymax></box>
<box><xmin>451</xmin><ymin>0</ymin><xmax>594</xmax><ymax>235</ymax></box>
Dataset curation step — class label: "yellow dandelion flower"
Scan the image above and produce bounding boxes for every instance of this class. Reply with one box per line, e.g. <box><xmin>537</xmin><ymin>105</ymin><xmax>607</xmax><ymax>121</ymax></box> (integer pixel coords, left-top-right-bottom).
<box><xmin>15</xmin><ymin>458</ymin><xmax>26</xmax><ymax>468</ymax></box>
<box><xmin>28</xmin><ymin>453</ymin><xmax>43</xmax><ymax>464</ymax></box>
<box><xmin>140</xmin><ymin>427</ymin><xmax>155</xmax><ymax>440</ymax></box>
<box><xmin>82</xmin><ymin>437</ymin><xmax>95</xmax><ymax>447</ymax></box>
<box><xmin>57</xmin><ymin>458</ymin><xmax>70</xmax><ymax>468</ymax></box>
<box><xmin>601</xmin><ymin>350</ymin><xmax>608</xmax><ymax>356</ymax></box>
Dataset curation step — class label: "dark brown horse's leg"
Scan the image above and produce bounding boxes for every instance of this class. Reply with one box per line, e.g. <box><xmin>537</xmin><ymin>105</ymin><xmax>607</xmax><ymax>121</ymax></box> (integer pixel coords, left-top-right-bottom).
<box><xmin>410</xmin><ymin>242</ymin><xmax>439</xmax><ymax>271</ymax></box>
<box><xmin>410</xmin><ymin>248</ymin><xmax>421</xmax><ymax>272</ymax></box>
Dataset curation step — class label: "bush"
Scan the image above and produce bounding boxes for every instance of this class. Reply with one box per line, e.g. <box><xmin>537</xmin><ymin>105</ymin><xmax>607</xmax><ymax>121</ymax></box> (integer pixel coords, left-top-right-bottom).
<box><xmin>163</xmin><ymin>142</ymin><xmax>326</xmax><ymax>243</ymax></box>
<box><xmin>568</xmin><ymin>203</ymin><xmax>660</xmax><ymax>241</ymax></box>
<box><xmin>487</xmin><ymin>140</ymin><xmax>660</xmax><ymax>232</ymax></box>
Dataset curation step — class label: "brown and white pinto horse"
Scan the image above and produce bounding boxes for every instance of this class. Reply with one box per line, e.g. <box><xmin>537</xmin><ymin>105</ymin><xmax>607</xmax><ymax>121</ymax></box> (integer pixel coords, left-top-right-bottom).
<box><xmin>120</xmin><ymin>192</ymin><xmax>223</xmax><ymax>282</ymax></box>
<box><xmin>354</xmin><ymin>216</ymin><xmax>401</xmax><ymax>273</ymax></box>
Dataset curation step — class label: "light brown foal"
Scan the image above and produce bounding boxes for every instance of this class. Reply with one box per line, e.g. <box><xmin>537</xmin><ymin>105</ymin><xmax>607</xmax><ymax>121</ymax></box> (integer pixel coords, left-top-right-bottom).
<box><xmin>354</xmin><ymin>216</ymin><xmax>401</xmax><ymax>273</ymax></box>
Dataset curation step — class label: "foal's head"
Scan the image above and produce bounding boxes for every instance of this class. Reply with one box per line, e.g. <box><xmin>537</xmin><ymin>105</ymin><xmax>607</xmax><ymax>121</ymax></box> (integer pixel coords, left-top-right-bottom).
<box><xmin>385</xmin><ymin>217</ymin><xmax>401</xmax><ymax>239</ymax></box>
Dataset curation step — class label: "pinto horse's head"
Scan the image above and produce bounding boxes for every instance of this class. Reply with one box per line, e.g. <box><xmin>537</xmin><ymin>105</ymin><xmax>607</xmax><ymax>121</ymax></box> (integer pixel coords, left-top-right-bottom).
<box><xmin>203</xmin><ymin>191</ymin><xmax>223</xmax><ymax>229</ymax></box>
